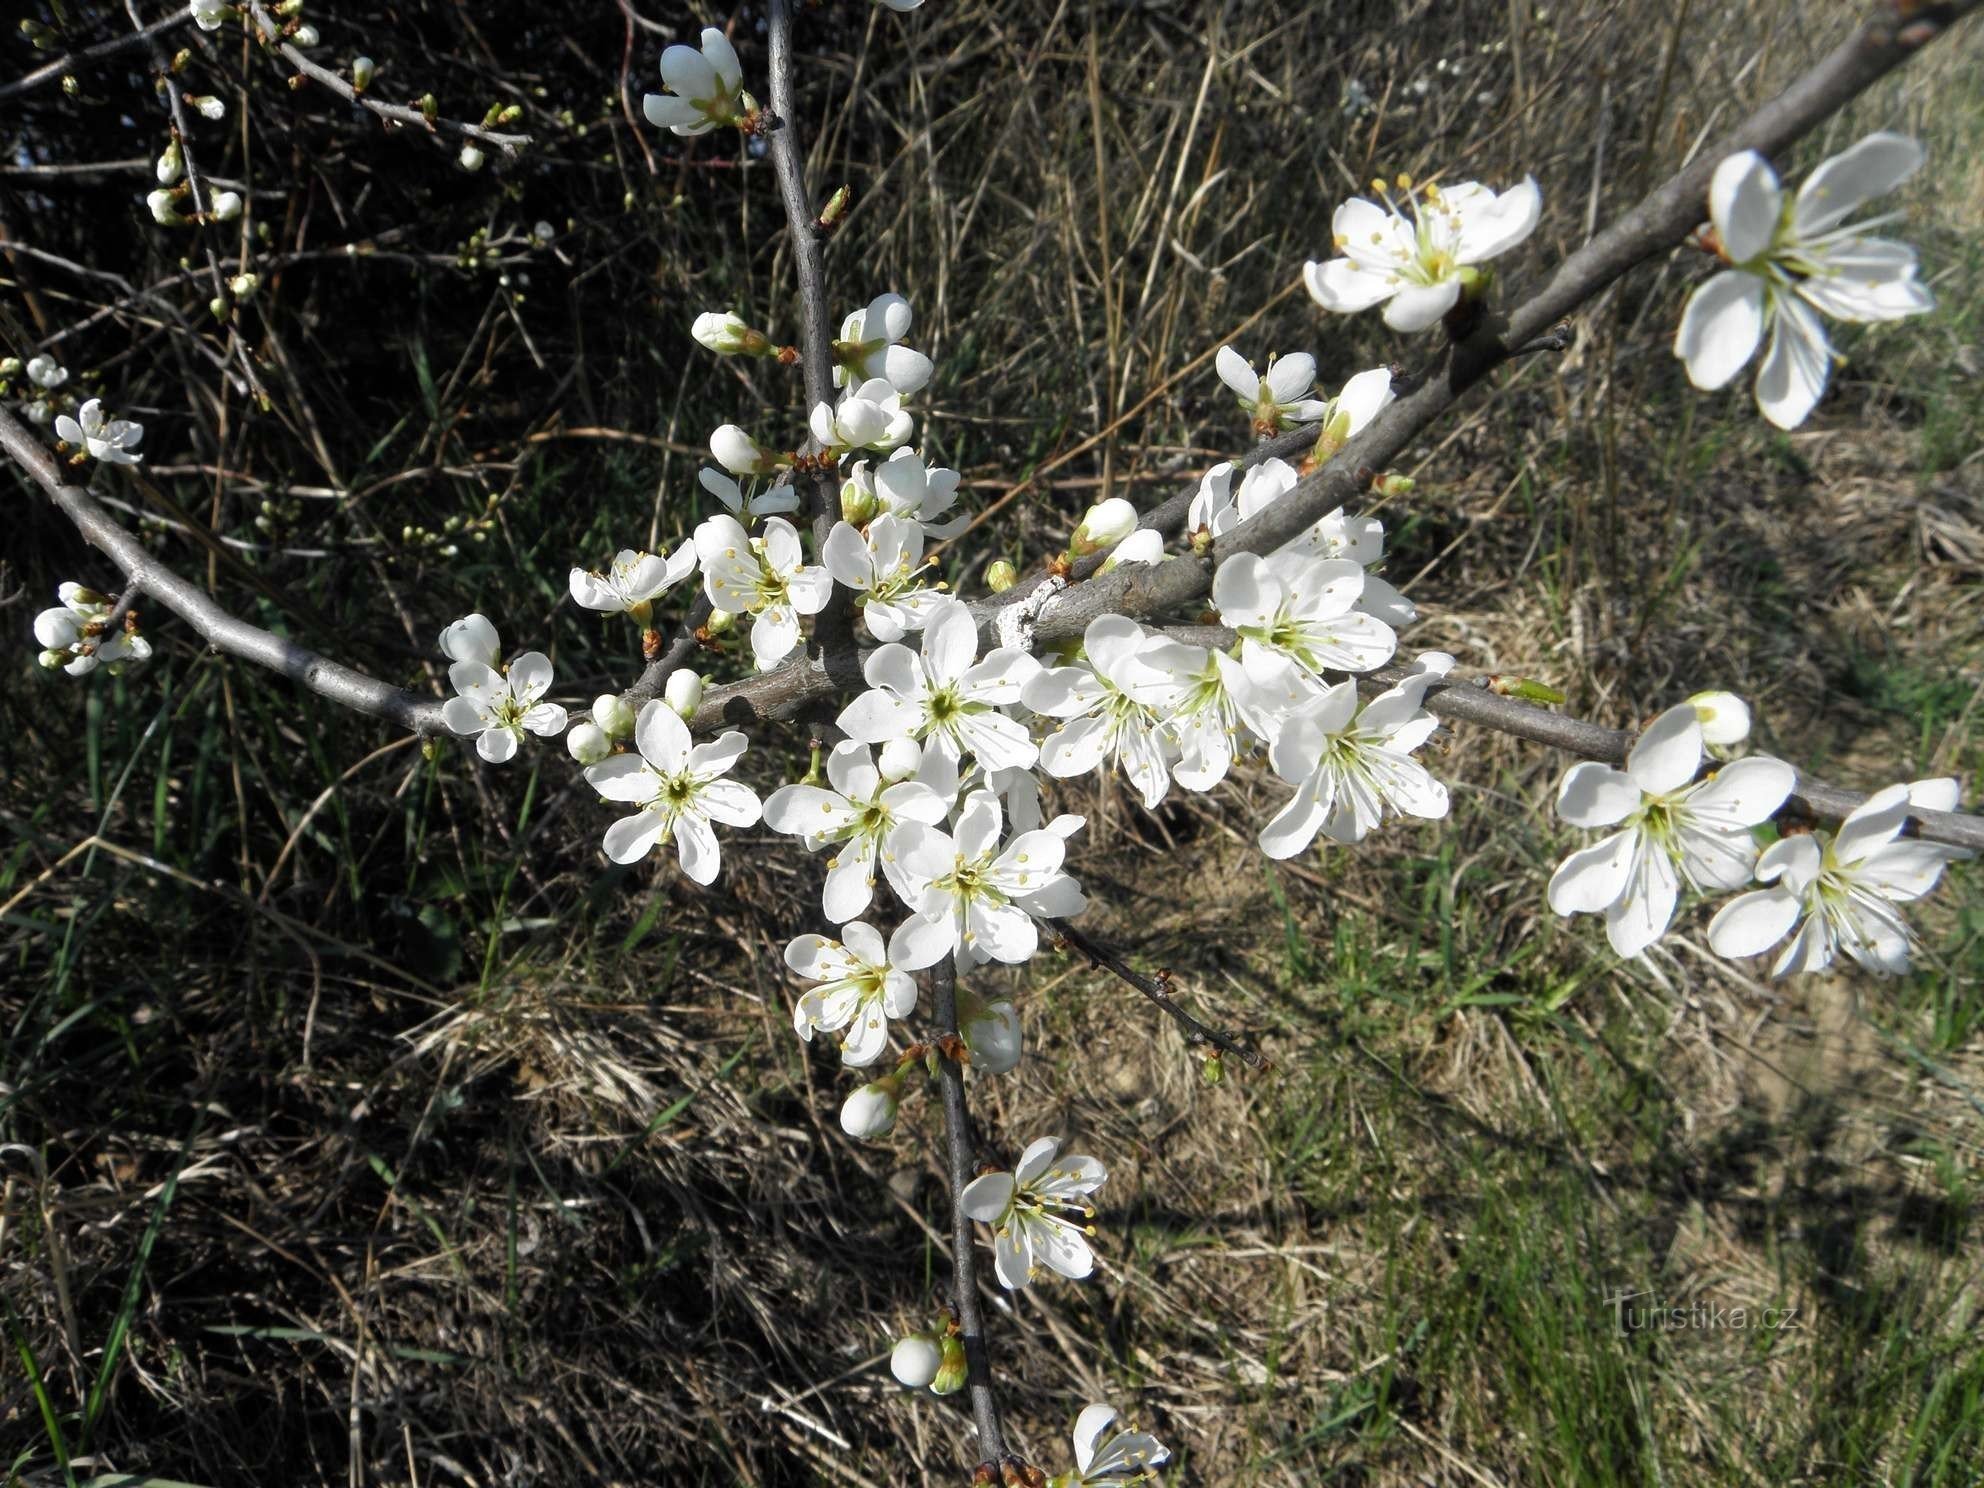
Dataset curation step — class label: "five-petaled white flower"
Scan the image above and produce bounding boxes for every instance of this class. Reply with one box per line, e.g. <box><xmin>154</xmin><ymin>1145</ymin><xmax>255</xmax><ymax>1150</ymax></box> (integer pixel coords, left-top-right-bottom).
<box><xmin>959</xmin><ymin>1136</ymin><xmax>1107</xmax><ymax>1289</ymax></box>
<box><xmin>1053</xmin><ymin>1402</ymin><xmax>1171</xmax><ymax>1488</ymax></box>
<box><xmin>1304</xmin><ymin>175</ymin><xmax>1542</xmax><ymax>331</ymax></box>
<box><xmin>1214</xmin><ymin>346</ymin><xmax>1329</xmax><ymax>434</ymax></box>
<box><xmin>1022</xmin><ymin>615</ymin><xmax>1186</xmax><ymax>809</ymax></box>
<box><xmin>1214</xmin><ymin>549</ymin><xmax>1398</xmax><ymax>700</ymax></box>
<box><xmin>443</xmin><ymin>648</ymin><xmax>568</xmax><ymax>764</ymax></box>
<box><xmin>56</xmin><ymin>398</ymin><xmax>144</xmax><ymax>465</ymax></box>
<box><xmin>700</xmin><ymin>466</ymin><xmax>801</xmax><ymax>519</ymax></box>
<box><xmin>695</xmin><ymin>514</ymin><xmax>833</xmax><ymax>670</ymax></box>
<box><xmin>33</xmin><ymin>581</ymin><xmax>151</xmax><ymax>676</ymax></box>
<box><xmin>1548</xmin><ymin>702</ymin><xmax>1795</xmax><ymax>958</ymax></box>
<box><xmin>1257</xmin><ymin>655</ymin><xmax>1454</xmax><ymax>858</ymax></box>
<box><xmin>762</xmin><ymin>740</ymin><xmax>954</xmax><ymax>922</ymax></box>
<box><xmin>837</xmin><ymin>597</ymin><xmax>1038</xmax><ymax>771</ymax></box>
<box><xmin>643</xmin><ymin>27</ymin><xmax>748</xmax><ymax>136</ymax></box>
<box><xmin>1675</xmin><ymin>133</ymin><xmax>1932</xmax><ymax>431</ymax></box>
<box><xmin>822</xmin><ymin>513</ymin><xmax>948</xmax><ymax>642</ymax></box>
<box><xmin>1136</xmin><ymin>636</ymin><xmax>1276</xmax><ymax>793</ymax></box>
<box><xmin>886</xmin><ymin>789</ymin><xmax>1086</xmax><ymax>967</ymax></box>
<box><xmin>785</xmin><ymin>922</ymin><xmax>919</xmax><ymax>1067</ymax></box>
<box><xmin>810</xmin><ymin>378</ymin><xmax>914</xmax><ymax>459</ymax></box>
<box><xmin>858</xmin><ymin>447</ymin><xmax>968</xmax><ymax>540</ymax></box>
<box><xmin>568</xmin><ymin>542</ymin><xmax>697</xmax><ymax>620</ymax></box>
<box><xmin>583</xmin><ymin>700</ymin><xmax>760</xmax><ymax>882</ymax></box>
<box><xmin>835</xmin><ymin>292</ymin><xmax>932</xmax><ymax>396</ymax></box>
<box><xmin>1708</xmin><ymin>779</ymin><xmax>1971</xmax><ymax>977</ymax></box>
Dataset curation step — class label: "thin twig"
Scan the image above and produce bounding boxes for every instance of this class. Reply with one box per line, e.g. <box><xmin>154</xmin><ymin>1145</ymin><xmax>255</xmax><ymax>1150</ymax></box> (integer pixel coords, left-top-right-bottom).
<box><xmin>0</xmin><ymin>11</ymin><xmax>185</xmax><ymax>104</ymax></box>
<box><xmin>1047</xmin><ymin>918</ymin><xmax>1268</xmax><ymax>1070</ymax></box>
<box><xmin>928</xmin><ymin>954</ymin><xmax>1007</xmax><ymax>1471</ymax></box>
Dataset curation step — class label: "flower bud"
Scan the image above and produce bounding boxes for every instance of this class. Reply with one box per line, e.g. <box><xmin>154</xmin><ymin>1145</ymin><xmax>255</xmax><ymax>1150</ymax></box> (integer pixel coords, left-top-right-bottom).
<box><xmin>839</xmin><ymin>1075</ymin><xmax>900</xmax><ymax>1140</ymax></box>
<box><xmin>147</xmin><ymin>189</ymin><xmax>183</xmax><ymax>226</ymax></box>
<box><xmin>418</xmin><ymin>92</ymin><xmax>438</xmax><ymax>123</ymax></box>
<box><xmin>702</xmin><ymin>607</ymin><xmax>735</xmax><ymax>637</ymax></box>
<box><xmin>156</xmin><ymin>138</ymin><xmax>184</xmax><ymax>185</ymax></box>
<box><xmin>1688</xmin><ymin>690</ymin><xmax>1751</xmax><ymax>747</ymax></box>
<box><xmin>985</xmin><ymin>559</ymin><xmax>1018</xmax><ymax>593</ymax></box>
<box><xmin>930</xmin><ymin>1333</ymin><xmax>968</xmax><ymax>1397</ymax></box>
<box><xmin>1071</xmin><ymin>496</ymin><xmax>1137</xmax><ymax>554</ymax></box>
<box><xmin>188</xmin><ymin>94</ymin><xmax>225</xmax><ymax>120</ymax></box>
<box><xmin>208</xmin><ymin>190</ymin><xmax>243</xmax><ymax>221</ymax></box>
<box><xmin>691</xmin><ymin>311</ymin><xmax>770</xmax><ymax>358</ymax></box>
<box><xmin>228</xmin><ymin>272</ymin><xmax>258</xmax><ymax>298</ymax></box>
<box><xmin>664</xmin><ymin>669</ymin><xmax>703</xmax><ymax>718</ymax></box>
<box><xmin>591</xmin><ymin>693</ymin><xmax>636</xmax><ymax>739</ymax></box>
<box><xmin>565</xmin><ymin>721</ymin><xmax>611</xmax><ymax>765</ymax></box>
<box><xmin>889</xmin><ymin>1332</ymin><xmax>943</xmax><ymax>1389</ymax></box>
<box><xmin>292</xmin><ymin>23</ymin><xmax>319</xmax><ymax>46</ymax></box>
<box><xmin>458</xmin><ymin>144</ymin><xmax>486</xmax><ymax>172</ymax></box>
<box><xmin>876</xmin><ymin>738</ymin><xmax>922</xmax><ymax>783</ymax></box>
<box><xmin>1376</xmin><ymin>471</ymin><xmax>1415</xmax><ymax>498</ymax></box>
<box><xmin>39</xmin><ymin>648</ymin><xmax>70</xmax><ymax>670</ymax></box>
<box><xmin>209</xmin><ymin>295</ymin><xmax>229</xmax><ymax>320</ymax></box>
<box><xmin>710</xmin><ymin>423</ymin><xmax>774</xmax><ymax>478</ymax></box>
<box><xmin>958</xmin><ymin>991</ymin><xmax>1021</xmax><ymax>1076</ymax></box>
<box><xmin>839</xmin><ymin>472</ymin><xmax>878</xmax><ymax>527</ymax></box>
<box><xmin>350</xmin><ymin>56</ymin><xmax>375</xmax><ymax>92</ymax></box>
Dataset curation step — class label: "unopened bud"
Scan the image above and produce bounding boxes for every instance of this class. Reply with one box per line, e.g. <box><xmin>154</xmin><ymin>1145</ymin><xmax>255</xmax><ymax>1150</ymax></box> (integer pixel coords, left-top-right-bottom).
<box><xmin>1375</xmin><ymin>471</ymin><xmax>1415</xmax><ymax>498</ymax></box>
<box><xmin>591</xmin><ymin>693</ymin><xmax>637</xmax><ymax>739</ymax></box>
<box><xmin>565</xmin><ymin>721</ymin><xmax>611</xmax><ymax>765</ymax></box>
<box><xmin>495</xmin><ymin>104</ymin><xmax>523</xmax><ymax>126</ymax></box>
<box><xmin>209</xmin><ymin>295</ymin><xmax>228</xmax><ymax>319</ymax></box>
<box><xmin>1202</xmin><ymin>1053</ymin><xmax>1225</xmax><ymax>1087</ymax></box>
<box><xmin>418</xmin><ymin>92</ymin><xmax>438</xmax><ymax>124</ymax></box>
<box><xmin>291</xmin><ymin>24</ymin><xmax>319</xmax><ymax>47</ymax></box>
<box><xmin>208</xmin><ymin>190</ymin><xmax>243</xmax><ymax>221</ymax></box>
<box><xmin>228</xmin><ymin>272</ymin><xmax>258</xmax><ymax>298</ymax></box>
<box><xmin>156</xmin><ymin>138</ymin><xmax>184</xmax><ymax>185</ymax></box>
<box><xmin>1071</xmin><ymin>497</ymin><xmax>1137</xmax><ymax>554</ymax></box>
<box><xmin>930</xmin><ymin>1333</ymin><xmax>968</xmax><ymax>1396</ymax></box>
<box><xmin>147</xmin><ymin>189</ymin><xmax>183</xmax><ymax>226</ymax></box>
<box><xmin>817</xmin><ymin>184</ymin><xmax>851</xmax><ymax>230</ymax></box>
<box><xmin>876</xmin><ymin>738</ymin><xmax>922</xmax><ymax>783</ymax></box>
<box><xmin>691</xmin><ymin>310</ymin><xmax>772</xmax><ymax>358</ymax></box>
<box><xmin>458</xmin><ymin>144</ymin><xmax>486</xmax><ymax>172</ymax></box>
<box><xmin>889</xmin><ymin>1332</ymin><xmax>943</xmax><ymax>1389</ymax></box>
<box><xmin>1487</xmin><ymin>675</ymin><xmax>1566</xmax><ymax>705</ymax></box>
<box><xmin>38</xmin><ymin>648</ymin><xmax>68</xmax><ymax>670</ymax></box>
<box><xmin>839</xmin><ymin>474</ymin><xmax>878</xmax><ymax>527</ymax></box>
<box><xmin>350</xmin><ymin>56</ymin><xmax>375</xmax><ymax>91</ymax></box>
<box><xmin>171</xmin><ymin>47</ymin><xmax>192</xmax><ymax>71</ymax></box>
<box><xmin>710</xmin><ymin>423</ymin><xmax>775</xmax><ymax>478</ymax></box>
<box><xmin>839</xmin><ymin>1075</ymin><xmax>900</xmax><ymax>1140</ymax></box>
<box><xmin>1688</xmin><ymin>689</ymin><xmax>1751</xmax><ymax>747</ymax></box>
<box><xmin>702</xmin><ymin>607</ymin><xmax>736</xmax><ymax>637</ymax></box>
<box><xmin>62</xmin><ymin>75</ymin><xmax>80</xmax><ymax>98</ymax></box>
<box><xmin>985</xmin><ymin>559</ymin><xmax>1018</xmax><ymax>593</ymax></box>
<box><xmin>664</xmin><ymin>669</ymin><xmax>704</xmax><ymax>718</ymax></box>
<box><xmin>187</xmin><ymin>94</ymin><xmax>225</xmax><ymax>120</ymax></box>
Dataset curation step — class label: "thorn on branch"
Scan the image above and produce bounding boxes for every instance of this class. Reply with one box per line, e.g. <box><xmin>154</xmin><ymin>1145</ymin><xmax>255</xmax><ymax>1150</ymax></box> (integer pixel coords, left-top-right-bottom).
<box><xmin>1513</xmin><ymin>320</ymin><xmax>1575</xmax><ymax>357</ymax></box>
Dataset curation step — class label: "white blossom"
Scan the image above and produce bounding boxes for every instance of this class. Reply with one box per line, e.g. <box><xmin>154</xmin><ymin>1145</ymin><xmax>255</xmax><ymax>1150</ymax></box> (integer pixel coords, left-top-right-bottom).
<box><xmin>835</xmin><ymin>292</ymin><xmax>932</xmax><ymax>395</ymax></box>
<box><xmin>1054</xmin><ymin>1402</ymin><xmax>1171</xmax><ymax>1487</ymax></box>
<box><xmin>762</xmin><ymin>740</ymin><xmax>954</xmax><ymax>922</ymax></box>
<box><xmin>822</xmin><ymin>513</ymin><xmax>948</xmax><ymax>641</ymax></box>
<box><xmin>1096</xmin><ymin>528</ymin><xmax>1164</xmax><ymax>573</ymax></box>
<box><xmin>958</xmin><ymin>988</ymin><xmax>1022</xmax><ymax>1075</ymax></box>
<box><xmin>189</xmin><ymin>0</ymin><xmax>227</xmax><ymax>30</ymax></box>
<box><xmin>643</xmin><ymin>27</ymin><xmax>748</xmax><ymax>136</ymax></box>
<box><xmin>443</xmin><ymin>648</ymin><xmax>567</xmax><ymax>764</ymax></box>
<box><xmin>1214</xmin><ymin>346</ymin><xmax>1329</xmax><ymax>434</ymax></box>
<box><xmin>785</xmin><ymin>921</ymin><xmax>919</xmax><ymax>1066</ymax></box>
<box><xmin>582</xmin><ymin>700</ymin><xmax>760</xmax><ymax>882</ymax></box>
<box><xmin>839</xmin><ymin>1075</ymin><xmax>900</xmax><ymax>1139</ymax></box>
<box><xmin>810</xmin><ymin>378</ymin><xmax>913</xmax><ymax>458</ymax></box>
<box><xmin>1070</xmin><ymin>497</ymin><xmax>1137</xmax><ymax>554</ymax></box>
<box><xmin>710</xmin><ymin>424</ymin><xmax>783</xmax><ymax>479</ymax></box>
<box><xmin>959</xmin><ymin>1136</ymin><xmax>1107</xmax><ymax>1289</ymax></box>
<box><xmin>147</xmin><ymin>189</ymin><xmax>183</xmax><ymax>227</ymax></box>
<box><xmin>208</xmin><ymin>189</ymin><xmax>242</xmax><ymax>222</ymax></box>
<box><xmin>885</xmin><ymin>789</ymin><xmax>1085</xmax><ymax>968</ymax></box>
<box><xmin>1021</xmin><ymin>615</ymin><xmax>1187</xmax><ymax>809</ymax></box>
<box><xmin>1257</xmin><ymin>655</ymin><xmax>1454</xmax><ymax>857</ymax></box>
<box><xmin>858</xmin><ymin>447</ymin><xmax>968</xmax><ymax>540</ymax></box>
<box><xmin>836</xmin><ymin>597</ymin><xmax>1038</xmax><ymax>771</ymax></box>
<box><xmin>695</xmin><ymin>513</ymin><xmax>833</xmax><ymax>670</ymax></box>
<box><xmin>691</xmin><ymin>310</ymin><xmax>771</xmax><ymax>357</ymax></box>
<box><xmin>457</xmin><ymin>145</ymin><xmax>485</xmax><ymax>173</ymax></box>
<box><xmin>1548</xmin><ymin>703</ymin><xmax>1795</xmax><ymax>958</ymax></box>
<box><xmin>1213</xmin><ymin>549</ymin><xmax>1398</xmax><ymax>703</ymax></box>
<box><xmin>1138</xmin><ymin>636</ymin><xmax>1277</xmax><ymax>792</ymax></box>
<box><xmin>1689</xmin><ymin>689</ymin><xmax>1752</xmax><ymax>747</ymax></box>
<box><xmin>566</xmin><ymin>721</ymin><xmax>611</xmax><ymax>765</ymax></box>
<box><xmin>1708</xmin><ymin>779</ymin><xmax>1971</xmax><ymax>977</ymax></box>
<box><xmin>1675</xmin><ymin>134</ymin><xmax>1932</xmax><ymax>430</ymax></box>
<box><xmin>33</xmin><ymin>582</ymin><xmax>151</xmax><ymax>676</ymax></box>
<box><xmin>187</xmin><ymin>95</ymin><xmax>225</xmax><ymax>121</ymax></box>
<box><xmin>439</xmin><ymin>612</ymin><xmax>502</xmax><ymax>670</ymax></box>
<box><xmin>26</xmin><ymin>355</ymin><xmax>67</xmax><ymax>391</ymax></box>
<box><xmin>699</xmin><ymin>466</ymin><xmax>801</xmax><ymax>519</ymax></box>
<box><xmin>568</xmin><ymin>542</ymin><xmax>697</xmax><ymax>619</ymax></box>
<box><xmin>55</xmin><ymin>399</ymin><xmax>145</xmax><ymax>464</ymax></box>
<box><xmin>1304</xmin><ymin>175</ymin><xmax>1542</xmax><ymax>331</ymax></box>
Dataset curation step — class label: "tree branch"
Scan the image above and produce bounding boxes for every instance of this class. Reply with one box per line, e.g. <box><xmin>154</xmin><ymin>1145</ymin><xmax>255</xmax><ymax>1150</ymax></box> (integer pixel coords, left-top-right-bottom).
<box><xmin>1047</xmin><ymin>918</ymin><xmax>1268</xmax><ymax>1070</ymax></box>
<box><xmin>243</xmin><ymin>2</ymin><xmax>531</xmax><ymax>156</ymax></box>
<box><xmin>0</xmin><ymin>11</ymin><xmax>186</xmax><ymax>104</ymax></box>
<box><xmin>928</xmin><ymin>954</ymin><xmax>1006</xmax><ymax>1469</ymax></box>
<box><xmin>2</xmin><ymin>404</ymin><xmax>446</xmax><ymax>734</ymax></box>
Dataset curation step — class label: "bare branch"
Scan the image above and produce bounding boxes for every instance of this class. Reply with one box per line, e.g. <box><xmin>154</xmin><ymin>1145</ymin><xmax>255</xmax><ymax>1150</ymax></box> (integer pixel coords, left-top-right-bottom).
<box><xmin>0</xmin><ymin>11</ymin><xmax>185</xmax><ymax>104</ymax></box>
<box><xmin>1</xmin><ymin>404</ymin><xmax>445</xmax><ymax>735</ymax></box>
<box><xmin>243</xmin><ymin>2</ymin><xmax>531</xmax><ymax>156</ymax></box>
<box><xmin>928</xmin><ymin>954</ymin><xmax>1007</xmax><ymax>1470</ymax></box>
<box><xmin>1048</xmin><ymin>917</ymin><xmax>1268</xmax><ymax>1070</ymax></box>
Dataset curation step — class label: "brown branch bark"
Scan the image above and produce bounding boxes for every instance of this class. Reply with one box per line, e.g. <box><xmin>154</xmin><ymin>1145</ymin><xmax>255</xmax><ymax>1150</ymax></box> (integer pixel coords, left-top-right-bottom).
<box><xmin>1048</xmin><ymin>917</ymin><xmax>1268</xmax><ymax>1070</ymax></box>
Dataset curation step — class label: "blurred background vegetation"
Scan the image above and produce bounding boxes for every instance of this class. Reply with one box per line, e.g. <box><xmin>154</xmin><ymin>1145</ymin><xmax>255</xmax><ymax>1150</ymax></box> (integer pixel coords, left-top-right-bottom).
<box><xmin>4</xmin><ymin>0</ymin><xmax>1983</xmax><ymax>1483</ymax></box>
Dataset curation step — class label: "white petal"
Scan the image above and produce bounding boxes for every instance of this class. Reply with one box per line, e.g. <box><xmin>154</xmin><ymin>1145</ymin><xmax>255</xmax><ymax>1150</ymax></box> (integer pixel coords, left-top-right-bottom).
<box><xmin>1754</xmin><ymin>294</ymin><xmax>1832</xmax><ymax>431</ymax></box>
<box><xmin>1547</xmin><ymin>830</ymin><xmax>1637</xmax><ymax>916</ymax></box>
<box><xmin>636</xmin><ymin>698</ymin><xmax>693</xmax><ymax>772</ymax></box>
<box><xmin>1674</xmin><ymin>271</ymin><xmax>1765</xmax><ymax>391</ymax></box>
<box><xmin>1555</xmin><ymin>762</ymin><xmax>1641</xmax><ymax>828</ymax></box>
<box><xmin>1793</xmin><ymin>132</ymin><xmax>1922</xmax><ymax>236</ymax></box>
<box><xmin>603</xmin><ymin>810</ymin><xmax>665</xmax><ymax>864</ymax></box>
<box><xmin>1707</xmin><ymin>887</ymin><xmax>1802</xmax><ymax>960</ymax></box>
<box><xmin>959</xmin><ymin>1172</ymin><xmax>1014</xmax><ymax>1221</ymax></box>
<box><xmin>1626</xmin><ymin>704</ymin><xmax>1702</xmax><ymax>796</ymax></box>
<box><xmin>1708</xmin><ymin>150</ymin><xmax>1783</xmax><ymax>262</ymax></box>
<box><xmin>1215</xmin><ymin>345</ymin><xmax>1259</xmax><ymax>401</ymax></box>
<box><xmin>1382</xmin><ymin>277</ymin><xmax>1462</xmax><ymax>332</ymax></box>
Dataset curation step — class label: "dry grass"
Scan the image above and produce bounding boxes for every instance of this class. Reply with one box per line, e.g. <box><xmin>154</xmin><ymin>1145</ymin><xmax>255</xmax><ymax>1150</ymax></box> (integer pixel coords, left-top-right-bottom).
<box><xmin>6</xmin><ymin>1</ymin><xmax>1984</xmax><ymax>1484</ymax></box>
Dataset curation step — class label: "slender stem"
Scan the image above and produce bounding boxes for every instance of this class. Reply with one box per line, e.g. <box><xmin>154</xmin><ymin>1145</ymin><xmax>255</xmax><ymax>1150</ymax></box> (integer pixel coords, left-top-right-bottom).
<box><xmin>1047</xmin><ymin>917</ymin><xmax>1267</xmax><ymax>1069</ymax></box>
<box><xmin>929</xmin><ymin>954</ymin><xmax>1005</xmax><ymax>1467</ymax></box>
<box><xmin>765</xmin><ymin>0</ymin><xmax>860</xmax><ymax>679</ymax></box>
<box><xmin>0</xmin><ymin>12</ymin><xmax>185</xmax><ymax>104</ymax></box>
